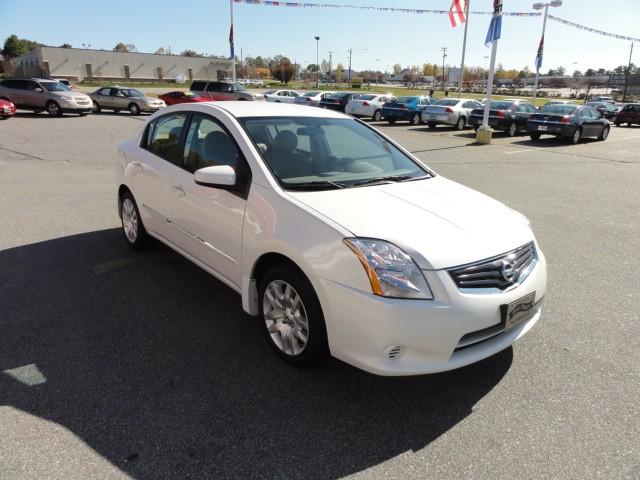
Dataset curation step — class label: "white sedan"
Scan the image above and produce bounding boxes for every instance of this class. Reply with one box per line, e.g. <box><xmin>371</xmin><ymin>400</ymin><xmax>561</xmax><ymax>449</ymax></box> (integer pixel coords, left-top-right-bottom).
<box><xmin>421</xmin><ymin>98</ymin><xmax>483</xmax><ymax>130</ymax></box>
<box><xmin>346</xmin><ymin>93</ymin><xmax>396</xmax><ymax>121</ymax></box>
<box><xmin>263</xmin><ymin>89</ymin><xmax>301</xmax><ymax>104</ymax></box>
<box><xmin>293</xmin><ymin>90</ymin><xmax>335</xmax><ymax>107</ymax></box>
<box><xmin>117</xmin><ymin>102</ymin><xmax>546</xmax><ymax>376</ymax></box>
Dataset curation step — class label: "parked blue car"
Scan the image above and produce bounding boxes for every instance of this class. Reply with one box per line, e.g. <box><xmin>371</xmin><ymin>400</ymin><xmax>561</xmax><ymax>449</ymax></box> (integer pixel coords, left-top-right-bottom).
<box><xmin>381</xmin><ymin>96</ymin><xmax>436</xmax><ymax>125</ymax></box>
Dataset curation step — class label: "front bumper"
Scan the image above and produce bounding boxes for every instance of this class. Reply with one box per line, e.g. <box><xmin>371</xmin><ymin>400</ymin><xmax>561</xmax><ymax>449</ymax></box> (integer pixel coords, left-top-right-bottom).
<box><xmin>140</xmin><ymin>103</ymin><xmax>165</xmax><ymax>112</ymax></box>
<box><xmin>317</xmin><ymin>248</ymin><xmax>547</xmax><ymax>376</ymax></box>
<box><xmin>61</xmin><ymin>107</ymin><xmax>93</xmax><ymax>114</ymax></box>
<box><xmin>527</xmin><ymin>122</ymin><xmax>573</xmax><ymax>137</ymax></box>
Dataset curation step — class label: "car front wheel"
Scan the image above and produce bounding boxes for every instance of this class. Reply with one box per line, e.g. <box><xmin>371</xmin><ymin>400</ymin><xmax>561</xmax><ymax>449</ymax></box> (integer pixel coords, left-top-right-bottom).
<box><xmin>129</xmin><ymin>103</ymin><xmax>140</xmax><ymax>115</ymax></box>
<box><xmin>259</xmin><ymin>266</ymin><xmax>328</xmax><ymax>367</ymax></box>
<box><xmin>598</xmin><ymin>126</ymin><xmax>609</xmax><ymax>141</ymax></box>
<box><xmin>506</xmin><ymin>122</ymin><xmax>517</xmax><ymax>137</ymax></box>
<box><xmin>46</xmin><ymin>101</ymin><xmax>62</xmax><ymax>117</ymax></box>
<box><xmin>570</xmin><ymin>128</ymin><xmax>582</xmax><ymax>144</ymax></box>
<box><xmin>455</xmin><ymin>116</ymin><xmax>466</xmax><ymax>130</ymax></box>
<box><xmin>410</xmin><ymin>112</ymin><xmax>421</xmax><ymax>126</ymax></box>
<box><xmin>372</xmin><ymin>109</ymin><xmax>382</xmax><ymax>122</ymax></box>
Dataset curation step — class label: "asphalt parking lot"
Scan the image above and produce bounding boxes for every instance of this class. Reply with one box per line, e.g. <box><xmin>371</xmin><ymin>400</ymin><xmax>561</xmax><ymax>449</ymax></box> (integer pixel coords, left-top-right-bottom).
<box><xmin>1</xmin><ymin>111</ymin><xmax>639</xmax><ymax>480</ymax></box>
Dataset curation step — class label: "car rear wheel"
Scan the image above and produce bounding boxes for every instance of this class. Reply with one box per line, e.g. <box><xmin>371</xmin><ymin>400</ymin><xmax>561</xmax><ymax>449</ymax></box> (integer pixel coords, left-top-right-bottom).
<box><xmin>410</xmin><ymin>112</ymin><xmax>421</xmax><ymax>126</ymax></box>
<box><xmin>93</xmin><ymin>102</ymin><xmax>101</xmax><ymax>113</ymax></box>
<box><xmin>259</xmin><ymin>266</ymin><xmax>328</xmax><ymax>367</ymax></box>
<box><xmin>506</xmin><ymin>122</ymin><xmax>517</xmax><ymax>137</ymax></box>
<box><xmin>120</xmin><ymin>191</ymin><xmax>148</xmax><ymax>249</ymax></box>
<box><xmin>455</xmin><ymin>116</ymin><xmax>466</xmax><ymax>130</ymax></box>
<box><xmin>128</xmin><ymin>103</ymin><xmax>140</xmax><ymax>115</ymax></box>
<box><xmin>427</xmin><ymin>122</ymin><xmax>437</xmax><ymax>129</ymax></box>
<box><xmin>570</xmin><ymin>128</ymin><xmax>582</xmax><ymax>144</ymax></box>
<box><xmin>372</xmin><ymin>109</ymin><xmax>382</xmax><ymax>122</ymax></box>
<box><xmin>46</xmin><ymin>101</ymin><xmax>62</xmax><ymax>117</ymax></box>
<box><xmin>598</xmin><ymin>126</ymin><xmax>609</xmax><ymax>141</ymax></box>
<box><xmin>530</xmin><ymin>133</ymin><xmax>541</xmax><ymax>141</ymax></box>
<box><xmin>615</xmin><ymin>120</ymin><xmax>621</xmax><ymax>127</ymax></box>
<box><xmin>387</xmin><ymin>119</ymin><xmax>396</xmax><ymax>124</ymax></box>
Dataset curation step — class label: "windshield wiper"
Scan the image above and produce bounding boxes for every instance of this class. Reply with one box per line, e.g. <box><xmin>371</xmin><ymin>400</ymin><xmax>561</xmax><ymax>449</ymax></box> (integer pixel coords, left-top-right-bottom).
<box><xmin>283</xmin><ymin>180</ymin><xmax>346</xmax><ymax>191</ymax></box>
<box><xmin>349</xmin><ymin>174</ymin><xmax>428</xmax><ymax>188</ymax></box>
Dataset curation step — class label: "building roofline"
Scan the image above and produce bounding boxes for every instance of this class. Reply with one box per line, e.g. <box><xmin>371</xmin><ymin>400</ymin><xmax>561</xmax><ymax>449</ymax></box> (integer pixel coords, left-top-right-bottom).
<box><xmin>35</xmin><ymin>45</ymin><xmax>231</xmax><ymax>61</ymax></box>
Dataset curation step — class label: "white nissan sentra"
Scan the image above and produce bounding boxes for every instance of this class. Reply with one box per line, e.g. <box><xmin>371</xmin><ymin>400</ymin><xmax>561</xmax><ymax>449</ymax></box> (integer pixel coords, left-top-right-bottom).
<box><xmin>116</xmin><ymin>101</ymin><xmax>546</xmax><ymax>376</ymax></box>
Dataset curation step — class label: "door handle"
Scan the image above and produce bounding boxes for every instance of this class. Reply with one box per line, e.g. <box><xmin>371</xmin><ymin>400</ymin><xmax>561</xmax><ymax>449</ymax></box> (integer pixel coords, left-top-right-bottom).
<box><xmin>173</xmin><ymin>184</ymin><xmax>186</xmax><ymax>196</ymax></box>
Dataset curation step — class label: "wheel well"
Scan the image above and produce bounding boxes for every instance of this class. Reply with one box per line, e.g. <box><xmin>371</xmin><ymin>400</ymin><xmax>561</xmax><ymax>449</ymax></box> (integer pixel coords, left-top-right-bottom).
<box><xmin>251</xmin><ymin>252</ymin><xmax>305</xmax><ymax>287</ymax></box>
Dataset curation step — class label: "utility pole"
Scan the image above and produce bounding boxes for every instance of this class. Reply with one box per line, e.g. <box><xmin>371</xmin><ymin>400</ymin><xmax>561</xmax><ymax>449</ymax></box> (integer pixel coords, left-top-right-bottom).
<box><xmin>623</xmin><ymin>42</ymin><xmax>634</xmax><ymax>103</ymax></box>
<box><xmin>240</xmin><ymin>47</ymin><xmax>243</xmax><ymax>79</ymax></box>
<box><xmin>441</xmin><ymin>47</ymin><xmax>447</xmax><ymax>91</ymax></box>
<box><xmin>348</xmin><ymin>48</ymin><xmax>352</xmax><ymax>85</ymax></box>
<box><xmin>230</xmin><ymin>0</ymin><xmax>236</xmax><ymax>82</ymax></box>
<box><xmin>314</xmin><ymin>36</ymin><xmax>320</xmax><ymax>88</ymax></box>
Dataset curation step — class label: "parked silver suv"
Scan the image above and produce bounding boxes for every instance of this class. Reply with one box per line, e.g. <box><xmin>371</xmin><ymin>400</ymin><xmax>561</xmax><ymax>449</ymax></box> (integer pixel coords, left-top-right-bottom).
<box><xmin>0</xmin><ymin>78</ymin><xmax>93</xmax><ymax>117</ymax></box>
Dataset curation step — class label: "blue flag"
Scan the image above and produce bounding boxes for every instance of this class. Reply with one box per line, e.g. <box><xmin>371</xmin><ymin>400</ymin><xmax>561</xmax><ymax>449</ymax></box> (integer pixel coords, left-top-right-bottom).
<box><xmin>485</xmin><ymin>0</ymin><xmax>503</xmax><ymax>46</ymax></box>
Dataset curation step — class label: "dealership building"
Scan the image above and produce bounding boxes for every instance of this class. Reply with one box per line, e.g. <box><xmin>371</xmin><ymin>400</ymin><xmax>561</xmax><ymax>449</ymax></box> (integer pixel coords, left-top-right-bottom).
<box><xmin>10</xmin><ymin>46</ymin><xmax>234</xmax><ymax>82</ymax></box>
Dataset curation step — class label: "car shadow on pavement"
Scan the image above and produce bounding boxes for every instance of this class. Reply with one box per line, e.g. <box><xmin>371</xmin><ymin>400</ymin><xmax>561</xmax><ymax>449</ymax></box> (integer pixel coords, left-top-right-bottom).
<box><xmin>511</xmin><ymin>137</ymin><xmax>600</xmax><ymax>148</ymax></box>
<box><xmin>0</xmin><ymin>228</ymin><xmax>512</xmax><ymax>479</ymax></box>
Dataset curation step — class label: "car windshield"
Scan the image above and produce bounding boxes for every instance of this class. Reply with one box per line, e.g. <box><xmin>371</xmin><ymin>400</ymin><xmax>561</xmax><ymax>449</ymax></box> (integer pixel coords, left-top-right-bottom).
<box><xmin>264</xmin><ymin>90</ymin><xmax>277</xmax><ymax>94</ymax></box>
<box><xmin>234</xmin><ymin>82</ymin><xmax>246</xmax><ymax>91</ymax></box>
<box><xmin>302</xmin><ymin>91</ymin><xmax>320</xmax><ymax>97</ymax></box>
<box><xmin>122</xmin><ymin>89</ymin><xmax>145</xmax><ymax>97</ymax></box>
<box><xmin>586</xmin><ymin>102</ymin><xmax>605</xmax><ymax>107</ymax></box>
<box><xmin>435</xmin><ymin>99</ymin><xmax>460</xmax><ymax>106</ymax></box>
<box><xmin>396</xmin><ymin>96</ymin><xmax>418</xmax><ymax>103</ymax></box>
<box><xmin>240</xmin><ymin>116</ymin><xmax>431</xmax><ymax>190</ymax></box>
<box><xmin>539</xmin><ymin>105</ymin><xmax>577</xmax><ymax>115</ymax></box>
<box><xmin>42</xmin><ymin>82</ymin><xmax>69</xmax><ymax>92</ymax></box>
<box><xmin>489</xmin><ymin>101</ymin><xmax>513</xmax><ymax>110</ymax></box>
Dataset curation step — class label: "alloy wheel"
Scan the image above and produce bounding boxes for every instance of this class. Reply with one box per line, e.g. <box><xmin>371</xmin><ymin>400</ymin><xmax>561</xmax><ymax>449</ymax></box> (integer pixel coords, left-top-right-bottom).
<box><xmin>263</xmin><ymin>280</ymin><xmax>309</xmax><ymax>356</ymax></box>
<box><xmin>121</xmin><ymin>198</ymin><xmax>138</xmax><ymax>243</ymax></box>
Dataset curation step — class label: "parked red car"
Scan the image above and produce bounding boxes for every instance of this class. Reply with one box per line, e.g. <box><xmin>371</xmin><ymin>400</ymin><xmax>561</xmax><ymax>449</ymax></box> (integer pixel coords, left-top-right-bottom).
<box><xmin>0</xmin><ymin>98</ymin><xmax>17</xmax><ymax>119</ymax></box>
<box><xmin>158</xmin><ymin>91</ymin><xmax>211</xmax><ymax>106</ymax></box>
<box><xmin>615</xmin><ymin>103</ymin><xmax>640</xmax><ymax>127</ymax></box>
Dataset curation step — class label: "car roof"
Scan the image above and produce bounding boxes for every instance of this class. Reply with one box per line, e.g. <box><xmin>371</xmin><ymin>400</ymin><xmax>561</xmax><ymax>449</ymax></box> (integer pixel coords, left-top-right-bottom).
<box><xmin>191</xmin><ymin>101</ymin><xmax>348</xmax><ymax>119</ymax></box>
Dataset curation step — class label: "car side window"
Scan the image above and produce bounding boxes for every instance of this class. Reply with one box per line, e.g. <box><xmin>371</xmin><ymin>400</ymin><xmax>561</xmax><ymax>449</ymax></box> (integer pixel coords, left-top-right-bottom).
<box><xmin>579</xmin><ymin>109</ymin><xmax>590</xmax><ymax>118</ymax></box>
<box><xmin>207</xmin><ymin>83</ymin><xmax>220</xmax><ymax>92</ymax></box>
<box><xmin>516</xmin><ymin>104</ymin><xmax>528</xmax><ymax>113</ymax></box>
<box><xmin>146</xmin><ymin>113</ymin><xmax>189</xmax><ymax>166</ymax></box>
<box><xmin>526</xmin><ymin>104</ymin><xmax>537</xmax><ymax>113</ymax></box>
<box><xmin>591</xmin><ymin>109</ymin><xmax>601</xmax><ymax>119</ymax></box>
<box><xmin>183</xmin><ymin>113</ymin><xmax>240</xmax><ymax>173</ymax></box>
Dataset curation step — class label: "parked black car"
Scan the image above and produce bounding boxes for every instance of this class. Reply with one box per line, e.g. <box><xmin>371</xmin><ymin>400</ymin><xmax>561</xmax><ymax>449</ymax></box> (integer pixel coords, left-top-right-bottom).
<box><xmin>527</xmin><ymin>104</ymin><xmax>610</xmax><ymax>144</ymax></box>
<box><xmin>318</xmin><ymin>92</ymin><xmax>360</xmax><ymax>112</ymax></box>
<box><xmin>469</xmin><ymin>100</ymin><xmax>538</xmax><ymax>136</ymax></box>
<box><xmin>585</xmin><ymin>101</ymin><xmax>618</xmax><ymax>121</ymax></box>
<box><xmin>615</xmin><ymin>103</ymin><xmax>640</xmax><ymax>126</ymax></box>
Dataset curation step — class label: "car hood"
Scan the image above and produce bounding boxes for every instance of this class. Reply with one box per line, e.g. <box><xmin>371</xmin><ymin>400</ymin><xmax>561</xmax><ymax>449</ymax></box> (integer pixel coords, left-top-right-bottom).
<box><xmin>286</xmin><ymin>176</ymin><xmax>533</xmax><ymax>270</ymax></box>
<box><xmin>54</xmin><ymin>91</ymin><xmax>90</xmax><ymax>100</ymax></box>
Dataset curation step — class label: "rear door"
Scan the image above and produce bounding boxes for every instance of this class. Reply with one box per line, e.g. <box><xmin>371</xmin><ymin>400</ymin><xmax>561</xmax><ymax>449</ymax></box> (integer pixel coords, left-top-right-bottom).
<box><xmin>514</xmin><ymin>103</ymin><xmax>531</xmax><ymax>129</ymax></box>
<box><xmin>0</xmin><ymin>80</ymin><xmax>24</xmax><ymax>106</ymax></box>
<box><xmin>132</xmin><ymin>112</ymin><xmax>189</xmax><ymax>236</ymax></box>
<box><xmin>578</xmin><ymin>108</ymin><xmax>595</xmax><ymax>136</ymax></box>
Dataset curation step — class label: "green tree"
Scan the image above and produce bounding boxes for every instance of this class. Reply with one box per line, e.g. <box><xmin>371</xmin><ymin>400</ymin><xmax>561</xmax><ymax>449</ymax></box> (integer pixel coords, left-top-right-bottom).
<box><xmin>113</xmin><ymin>42</ymin><xmax>130</xmax><ymax>53</ymax></box>
<box><xmin>392</xmin><ymin>63</ymin><xmax>402</xmax><ymax>75</ymax></box>
<box><xmin>59</xmin><ymin>43</ymin><xmax>72</xmax><ymax>48</ymax></box>
<box><xmin>306</xmin><ymin>64</ymin><xmax>319</xmax><ymax>72</ymax></box>
<box><xmin>181</xmin><ymin>49</ymin><xmax>198</xmax><ymax>57</ymax></box>
<box><xmin>335</xmin><ymin>63</ymin><xmax>344</xmax><ymax>82</ymax></box>
<box><xmin>1</xmin><ymin>34</ymin><xmax>42</xmax><ymax>59</ymax></box>
<box><xmin>270</xmin><ymin>59</ymin><xmax>295</xmax><ymax>85</ymax></box>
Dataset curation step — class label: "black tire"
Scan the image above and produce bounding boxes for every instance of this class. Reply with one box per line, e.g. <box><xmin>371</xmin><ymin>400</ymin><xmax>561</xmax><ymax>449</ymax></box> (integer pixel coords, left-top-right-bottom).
<box><xmin>410</xmin><ymin>112</ymin><xmax>421</xmax><ymax>126</ymax></box>
<box><xmin>427</xmin><ymin>122</ymin><xmax>437</xmax><ymax>129</ymax></box>
<box><xmin>119</xmin><ymin>190</ymin><xmax>149</xmax><ymax>249</ymax></box>
<box><xmin>93</xmin><ymin>102</ymin><xmax>101</xmax><ymax>113</ymax></box>
<box><xmin>598</xmin><ymin>126</ymin><xmax>609</xmax><ymax>141</ymax></box>
<box><xmin>128</xmin><ymin>103</ymin><xmax>140</xmax><ymax>115</ymax></box>
<box><xmin>372</xmin><ymin>109</ymin><xmax>382</xmax><ymax>122</ymax></box>
<box><xmin>113</xmin><ymin>109</ymin><xmax>120</xmax><ymax>113</ymax></box>
<box><xmin>387</xmin><ymin>119</ymin><xmax>396</xmax><ymax>124</ymax></box>
<box><xmin>455</xmin><ymin>116</ymin><xmax>466</xmax><ymax>130</ymax></box>
<box><xmin>33</xmin><ymin>110</ymin><xmax>43</xmax><ymax>114</ymax></box>
<box><xmin>79</xmin><ymin>111</ymin><xmax>89</xmax><ymax>116</ymax></box>
<box><xmin>615</xmin><ymin>121</ymin><xmax>621</xmax><ymax>127</ymax></box>
<box><xmin>570</xmin><ymin>127</ymin><xmax>582</xmax><ymax>144</ymax></box>
<box><xmin>506</xmin><ymin>122</ymin><xmax>517</xmax><ymax>137</ymax></box>
<box><xmin>259</xmin><ymin>265</ymin><xmax>328</xmax><ymax>367</ymax></box>
<box><xmin>46</xmin><ymin>101</ymin><xmax>62</xmax><ymax>117</ymax></box>
<box><xmin>530</xmin><ymin>133</ymin><xmax>541</xmax><ymax>141</ymax></box>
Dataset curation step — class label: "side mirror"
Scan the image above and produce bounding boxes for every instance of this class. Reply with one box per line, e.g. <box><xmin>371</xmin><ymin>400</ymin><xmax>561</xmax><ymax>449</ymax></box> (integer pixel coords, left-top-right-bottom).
<box><xmin>194</xmin><ymin>165</ymin><xmax>236</xmax><ymax>187</ymax></box>
<box><xmin>34</xmin><ymin>87</ymin><xmax>43</xmax><ymax>93</ymax></box>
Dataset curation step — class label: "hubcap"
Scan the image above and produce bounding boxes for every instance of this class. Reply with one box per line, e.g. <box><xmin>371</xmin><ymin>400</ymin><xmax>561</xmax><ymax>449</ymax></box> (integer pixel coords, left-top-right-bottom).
<box><xmin>602</xmin><ymin>128</ymin><xmax>609</xmax><ymax>139</ymax></box>
<box><xmin>49</xmin><ymin>103</ymin><xmax>59</xmax><ymax>114</ymax></box>
<box><xmin>263</xmin><ymin>280</ymin><xmax>309</xmax><ymax>356</ymax></box>
<box><xmin>509</xmin><ymin>124</ymin><xmax>516</xmax><ymax>136</ymax></box>
<box><xmin>121</xmin><ymin>198</ymin><xmax>138</xmax><ymax>243</ymax></box>
<box><xmin>574</xmin><ymin>130</ymin><xmax>580</xmax><ymax>143</ymax></box>
<box><xmin>458</xmin><ymin>118</ymin><xmax>464</xmax><ymax>129</ymax></box>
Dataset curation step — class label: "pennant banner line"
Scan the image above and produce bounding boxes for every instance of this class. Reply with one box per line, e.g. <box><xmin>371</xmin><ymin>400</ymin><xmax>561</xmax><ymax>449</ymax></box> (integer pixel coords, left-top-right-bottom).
<box><xmin>234</xmin><ymin>0</ymin><xmax>639</xmax><ymax>42</ymax></box>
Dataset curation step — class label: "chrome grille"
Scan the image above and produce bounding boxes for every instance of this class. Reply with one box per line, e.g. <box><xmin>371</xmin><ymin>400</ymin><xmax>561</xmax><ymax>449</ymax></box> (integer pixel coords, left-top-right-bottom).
<box><xmin>448</xmin><ymin>242</ymin><xmax>537</xmax><ymax>290</ymax></box>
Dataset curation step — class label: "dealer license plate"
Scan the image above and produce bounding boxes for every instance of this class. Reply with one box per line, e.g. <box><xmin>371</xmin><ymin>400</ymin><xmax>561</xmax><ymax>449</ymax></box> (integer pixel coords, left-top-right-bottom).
<box><xmin>502</xmin><ymin>292</ymin><xmax>536</xmax><ymax>330</ymax></box>
<box><xmin>538</xmin><ymin>125</ymin><xmax>548</xmax><ymax>131</ymax></box>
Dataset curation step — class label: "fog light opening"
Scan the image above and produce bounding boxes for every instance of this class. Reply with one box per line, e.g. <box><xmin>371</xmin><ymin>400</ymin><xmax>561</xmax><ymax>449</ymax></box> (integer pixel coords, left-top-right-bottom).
<box><xmin>385</xmin><ymin>345</ymin><xmax>404</xmax><ymax>360</ymax></box>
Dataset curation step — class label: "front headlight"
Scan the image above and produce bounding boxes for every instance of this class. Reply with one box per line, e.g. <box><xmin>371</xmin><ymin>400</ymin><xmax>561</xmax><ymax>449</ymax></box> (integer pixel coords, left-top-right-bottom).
<box><xmin>343</xmin><ymin>238</ymin><xmax>433</xmax><ymax>299</ymax></box>
<box><xmin>60</xmin><ymin>97</ymin><xmax>75</xmax><ymax>104</ymax></box>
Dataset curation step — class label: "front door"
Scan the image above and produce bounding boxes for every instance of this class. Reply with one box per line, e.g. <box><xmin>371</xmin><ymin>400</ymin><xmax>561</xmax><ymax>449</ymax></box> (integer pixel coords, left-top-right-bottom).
<box><xmin>168</xmin><ymin>112</ymin><xmax>248</xmax><ymax>288</ymax></box>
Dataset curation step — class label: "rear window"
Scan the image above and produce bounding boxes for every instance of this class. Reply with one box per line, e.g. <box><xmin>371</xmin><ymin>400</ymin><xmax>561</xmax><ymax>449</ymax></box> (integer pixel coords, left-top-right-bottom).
<box><xmin>489</xmin><ymin>101</ymin><xmax>513</xmax><ymax>110</ymax></box>
<box><xmin>357</xmin><ymin>94</ymin><xmax>376</xmax><ymax>100</ymax></box>
<box><xmin>396</xmin><ymin>96</ymin><xmax>418</xmax><ymax>103</ymax></box>
<box><xmin>539</xmin><ymin>104</ymin><xmax>577</xmax><ymax>115</ymax></box>
<box><xmin>435</xmin><ymin>99</ymin><xmax>460</xmax><ymax>106</ymax></box>
<box><xmin>190</xmin><ymin>81</ymin><xmax>207</xmax><ymax>91</ymax></box>
<box><xmin>302</xmin><ymin>91</ymin><xmax>320</xmax><ymax>96</ymax></box>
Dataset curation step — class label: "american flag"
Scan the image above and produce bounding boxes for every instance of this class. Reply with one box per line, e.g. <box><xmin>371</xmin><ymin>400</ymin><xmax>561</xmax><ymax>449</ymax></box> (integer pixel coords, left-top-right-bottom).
<box><xmin>535</xmin><ymin>35</ymin><xmax>544</xmax><ymax>70</ymax></box>
<box><xmin>484</xmin><ymin>0</ymin><xmax>503</xmax><ymax>46</ymax></box>
<box><xmin>448</xmin><ymin>0</ymin><xmax>467</xmax><ymax>28</ymax></box>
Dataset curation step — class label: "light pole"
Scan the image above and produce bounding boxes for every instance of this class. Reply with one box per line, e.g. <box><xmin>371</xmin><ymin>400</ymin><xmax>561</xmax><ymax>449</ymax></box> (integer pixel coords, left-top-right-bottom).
<box><xmin>532</xmin><ymin>0</ymin><xmax>562</xmax><ymax>102</ymax></box>
<box><xmin>441</xmin><ymin>47</ymin><xmax>447</xmax><ymax>91</ymax></box>
<box><xmin>484</xmin><ymin>55</ymin><xmax>490</xmax><ymax>92</ymax></box>
<box><xmin>314</xmin><ymin>36</ymin><xmax>320</xmax><ymax>88</ymax></box>
<box><xmin>375</xmin><ymin>58</ymin><xmax>380</xmax><ymax>84</ymax></box>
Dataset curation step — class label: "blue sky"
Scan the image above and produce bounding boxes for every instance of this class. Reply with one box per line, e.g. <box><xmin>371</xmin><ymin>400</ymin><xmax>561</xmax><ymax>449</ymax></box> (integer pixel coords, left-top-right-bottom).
<box><xmin>1</xmin><ymin>0</ymin><xmax>637</xmax><ymax>73</ymax></box>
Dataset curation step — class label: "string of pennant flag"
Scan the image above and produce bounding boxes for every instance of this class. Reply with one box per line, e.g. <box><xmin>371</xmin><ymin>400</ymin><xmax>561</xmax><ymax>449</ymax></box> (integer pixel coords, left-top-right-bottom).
<box><xmin>233</xmin><ymin>0</ymin><xmax>640</xmax><ymax>43</ymax></box>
